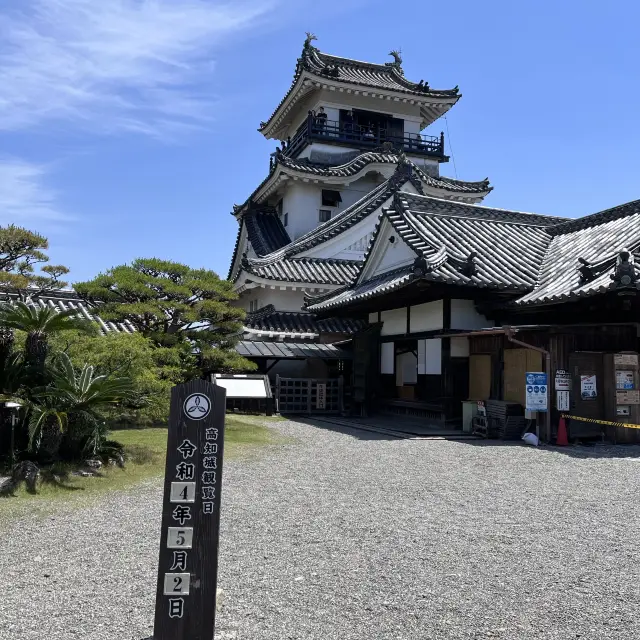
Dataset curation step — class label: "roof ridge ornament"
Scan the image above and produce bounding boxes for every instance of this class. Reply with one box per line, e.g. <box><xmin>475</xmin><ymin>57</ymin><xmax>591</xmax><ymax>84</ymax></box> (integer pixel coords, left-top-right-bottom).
<box><xmin>386</xmin><ymin>49</ymin><xmax>404</xmax><ymax>74</ymax></box>
<box><xmin>611</xmin><ymin>249</ymin><xmax>640</xmax><ymax>293</ymax></box>
<box><xmin>304</xmin><ymin>32</ymin><xmax>318</xmax><ymax>52</ymax></box>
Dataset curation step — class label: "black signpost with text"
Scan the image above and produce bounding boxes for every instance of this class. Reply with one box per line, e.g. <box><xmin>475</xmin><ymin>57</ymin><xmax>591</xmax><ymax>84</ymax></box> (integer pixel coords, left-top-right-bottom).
<box><xmin>151</xmin><ymin>379</ymin><xmax>226</xmax><ymax>640</ymax></box>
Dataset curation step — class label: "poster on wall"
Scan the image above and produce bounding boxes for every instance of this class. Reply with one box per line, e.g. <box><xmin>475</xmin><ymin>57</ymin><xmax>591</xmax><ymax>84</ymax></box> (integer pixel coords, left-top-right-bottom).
<box><xmin>556</xmin><ymin>390</ymin><xmax>570</xmax><ymax>411</ymax></box>
<box><xmin>580</xmin><ymin>375</ymin><xmax>597</xmax><ymax>399</ymax></box>
<box><xmin>554</xmin><ymin>370</ymin><xmax>571</xmax><ymax>391</ymax></box>
<box><xmin>616</xmin><ymin>390</ymin><xmax>640</xmax><ymax>405</ymax></box>
<box><xmin>525</xmin><ymin>372</ymin><xmax>548</xmax><ymax>412</ymax></box>
<box><xmin>616</xmin><ymin>370</ymin><xmax>635</xmax><ymax>390</ymax></box>
<box><xmin>614</xmin><ymin>353</ymin><xmax>639</xmax><ymax>366</ymax></box>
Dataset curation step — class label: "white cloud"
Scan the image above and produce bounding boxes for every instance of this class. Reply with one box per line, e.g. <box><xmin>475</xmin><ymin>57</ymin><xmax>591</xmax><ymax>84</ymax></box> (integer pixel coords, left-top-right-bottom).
<box><xmin>0</xmin><ymin>159</ymin><xmax>67</xmax><ymax>224</ymax></box>
<box><xmin>0</xmin><ymin>0</ymin><xmax>277</xmax><ymax>137</ymax></box>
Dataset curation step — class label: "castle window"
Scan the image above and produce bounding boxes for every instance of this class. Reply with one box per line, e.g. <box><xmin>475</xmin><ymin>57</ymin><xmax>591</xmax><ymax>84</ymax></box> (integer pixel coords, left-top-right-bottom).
<box><xmin>283</xmin><ymin>212</ymin><xmax>289</xmax><ymax>227</ymax></box>
<box><xmin>319</xmin><ymin>209</ymin><xmax>332</xmax><ymax>223</ymax></box>
<box><xmin>249</xmin><ymin>299</ymin><xmax>259</xmax><ymax>312</ymax></box>
<box><xmin>322</xmin><ymin>189</ymin><xmax>342</xmax><ymax>207</ymax></box>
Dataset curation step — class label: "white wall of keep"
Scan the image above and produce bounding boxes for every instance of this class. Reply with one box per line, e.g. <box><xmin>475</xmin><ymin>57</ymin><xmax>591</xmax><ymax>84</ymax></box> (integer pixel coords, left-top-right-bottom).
<box><xmin>300</xmin><ymin>180</ymin><xmax>421</xmax><ymax>261</ymax></box>
<box><xmin>296</xmin><ymin>142</ymin><xmax>359</xmax><ymax>160</ymax></box>
<box><xmin>281</xmin><ymin>174</ymin><xmax>385</xmax><ymax>241</ymax></box>
<box><xmin>450</xmin><ymin>299</ymin><xmax>492</xmax><ymax>330</ymax></box>
<box><xmin>282</xmin><ymin>182</ymin><xmax>321</xmax><ymax>240</ymax></box>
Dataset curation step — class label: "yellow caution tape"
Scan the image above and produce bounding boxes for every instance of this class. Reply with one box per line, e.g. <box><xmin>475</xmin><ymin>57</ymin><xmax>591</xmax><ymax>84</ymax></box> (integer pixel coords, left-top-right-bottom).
<box><xmin>561</xmin><ymin>414</ymin><xmax>640</xmax><ymax>430</ymax></box>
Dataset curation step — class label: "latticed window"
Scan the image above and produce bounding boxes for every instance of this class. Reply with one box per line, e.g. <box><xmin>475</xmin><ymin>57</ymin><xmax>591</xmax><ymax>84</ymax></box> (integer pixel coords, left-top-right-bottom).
<box><xmin>319</xmin><ymin>209</ymin><xmax>332</xmax><ymax>223</ymax></box>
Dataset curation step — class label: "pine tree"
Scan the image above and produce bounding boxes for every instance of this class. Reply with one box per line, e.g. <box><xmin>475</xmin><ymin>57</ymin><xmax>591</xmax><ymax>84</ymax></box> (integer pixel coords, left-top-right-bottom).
<box><xmin>75</xmin><ymin>258</ymin><xmax>253</xmax><ymax>375</ymax></box>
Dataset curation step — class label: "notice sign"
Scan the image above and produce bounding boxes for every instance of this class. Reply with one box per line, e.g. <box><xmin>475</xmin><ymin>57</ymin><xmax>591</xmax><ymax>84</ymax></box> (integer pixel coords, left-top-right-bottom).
<box><xmin>316</xmin><ymin>383</ymin><xmax>326</xmax><ymax>410</ymax></box>
<box><xmin>526</xmin><ymin>372</ymin><xmax>548</xmax><ymax>412</ymax></box>
<box><xmin>556</xmin><ymin>390</ymin><xmax>570</xmax><ymax>411</ymax></box>
<box><xmin>153</xmin><ymin>380</ymin><xmax>226</xmax><ymax>640</ymax></box>
<box><xmin>617</xmin><ymin>390</ymin><xmax>640</xmax><ymax>405</ymax></box>
<box><xmin>555</xmin><ymin>370</ymin><xmax>571</xmax><ymax>391</ymax></box>
<box><xmin>580</xmin><ymin>375</ymin><xmax>597</xmax><ymax>399</ymax></box>
<box><xmin>614</xmin><ymin>353</ymin><xmax>639</xmax><ymax>366</ymax></box>
<box><xmin>616</xmin><ymin>370</ymin><xmax>635</xmax><ymax>390</ymax></box>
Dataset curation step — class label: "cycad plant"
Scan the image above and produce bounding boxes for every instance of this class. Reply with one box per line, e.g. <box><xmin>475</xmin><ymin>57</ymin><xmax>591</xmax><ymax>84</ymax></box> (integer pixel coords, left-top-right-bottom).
<box><xmin>0</xmin><ymin>301</ymin><xmax>97</xmax><ymax>370</ymax></box>
<box><xmin>28</xmin><ymin>353</ymin><xmax>134</xmax><ymax>460</ymax></box>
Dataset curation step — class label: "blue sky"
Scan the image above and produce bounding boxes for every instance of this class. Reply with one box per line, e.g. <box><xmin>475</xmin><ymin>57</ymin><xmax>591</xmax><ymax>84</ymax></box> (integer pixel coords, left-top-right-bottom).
<box><xmin>0</xmin><ymin>0</ymin><xmax>638</xmax><ymax>283</ymax></box>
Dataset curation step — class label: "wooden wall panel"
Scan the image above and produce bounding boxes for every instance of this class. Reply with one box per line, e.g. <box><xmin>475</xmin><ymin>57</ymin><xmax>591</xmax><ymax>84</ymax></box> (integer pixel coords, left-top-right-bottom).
<box><xmin>503</xmin><ymin>348</ymin><xmax>542</xmax><ymax>405</ymax></box>
<box><xmin>469</xmin><ymin>354</ymin><xmax>491</xmax><ymax>400</ymax></box>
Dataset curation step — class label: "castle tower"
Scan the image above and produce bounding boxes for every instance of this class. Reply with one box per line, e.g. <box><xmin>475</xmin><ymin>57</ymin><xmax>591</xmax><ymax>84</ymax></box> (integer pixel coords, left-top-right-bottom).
<box><xmin>227</xmin><ymin>36</ymin><xmax>491</xmax><ymax>371</ymax></box>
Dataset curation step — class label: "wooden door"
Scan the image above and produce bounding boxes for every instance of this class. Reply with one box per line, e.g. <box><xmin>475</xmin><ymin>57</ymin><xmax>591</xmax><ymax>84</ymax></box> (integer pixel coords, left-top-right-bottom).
<box><xmin>352</xmin><ymin>325</ymin><xmax>381</xmax><ymax>415</ymax></box>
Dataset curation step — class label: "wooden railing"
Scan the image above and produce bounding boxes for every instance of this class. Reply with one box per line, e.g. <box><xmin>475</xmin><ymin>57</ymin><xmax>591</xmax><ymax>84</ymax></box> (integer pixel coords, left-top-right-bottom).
<box><xmin>283</xmin><ymin>112</ymin><xmax>446</xmax><ymax>159</ymax></box>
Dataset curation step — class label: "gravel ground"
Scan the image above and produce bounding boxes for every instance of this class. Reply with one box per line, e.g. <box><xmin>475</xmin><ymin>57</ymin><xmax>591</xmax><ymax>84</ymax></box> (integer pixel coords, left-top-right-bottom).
<box><xmin>3</xmin><ymin>419</ymin><xmax>640</xmax><ymax>640</ymax></box>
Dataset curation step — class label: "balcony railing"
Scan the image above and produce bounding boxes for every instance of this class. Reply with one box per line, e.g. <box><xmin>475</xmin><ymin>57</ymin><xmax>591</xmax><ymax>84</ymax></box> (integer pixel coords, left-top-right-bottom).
<box><xmin>284</xmin><ymin>112</ymin><xmax>446</xmax><ymax>160</ymax></box>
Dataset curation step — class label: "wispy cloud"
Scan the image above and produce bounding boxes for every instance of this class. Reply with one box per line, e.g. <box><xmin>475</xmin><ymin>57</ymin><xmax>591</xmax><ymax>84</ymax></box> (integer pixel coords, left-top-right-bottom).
<box><xmin>0</xmin><ymin>0</ymin><xmax>277</xmax><ymax>137</ymax></box>
<box><xmin>0</xmin><ymin>159</ymin><xmax>67</xmax><ymax>225</ymax></box>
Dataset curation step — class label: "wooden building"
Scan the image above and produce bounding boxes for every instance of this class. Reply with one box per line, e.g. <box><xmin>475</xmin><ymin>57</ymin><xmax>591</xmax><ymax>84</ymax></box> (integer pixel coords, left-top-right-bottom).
<box><xmin>306</xmin><ymin>192</ymin><xmax>640</xmax><ymax>441</ymax></box>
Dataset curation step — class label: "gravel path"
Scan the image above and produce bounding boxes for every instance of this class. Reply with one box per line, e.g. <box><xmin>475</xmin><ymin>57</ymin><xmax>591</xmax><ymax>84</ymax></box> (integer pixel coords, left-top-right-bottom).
<box><xmin>3</xmin><ymin>419</ymin><xmax>640</xmax><ymax>640</ymax></box>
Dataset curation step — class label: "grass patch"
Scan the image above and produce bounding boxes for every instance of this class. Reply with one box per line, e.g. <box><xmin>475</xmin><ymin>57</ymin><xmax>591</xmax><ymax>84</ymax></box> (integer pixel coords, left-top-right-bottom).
<box><xmin>0</xmin><ymin>414</ymin><xmax>288</xmax><ymax>522</ymax></box>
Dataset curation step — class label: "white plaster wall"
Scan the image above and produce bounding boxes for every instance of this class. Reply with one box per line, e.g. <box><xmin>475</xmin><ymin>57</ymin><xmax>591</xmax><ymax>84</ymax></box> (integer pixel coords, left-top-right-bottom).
<box><xmin>281</xmin><ymin>176</ymin><xmax>384</xmax><ymax>241</ymax></box>
<box><xmin>282</xmin><ymin>182</ymin><xmax>323</xmax><ymax>240</ymax></box>
<box><xmin>380</xmin><ymin>342</ymin><xmax>394</xmax><ymax>374</ymax></box>
<box><xmin>450</xmin><ymin>299</ymin><xmax>493</xmax><ymax>330</ymax></box>
<box><xmin>371</xmin><ymin>235</ymin><xmax>416</xmax><ymax>277</ymax></box>
<box><xmin>406</xmin><ymin>156</ymin><xmax>440</xmax><ymax>173</ymax></box>
<box><xmin>418</xmin><ymin>338</ymin><xmax>442</xmax><ymax>374</ymax></box>
<box><xmin>340</xmin><ymin>175</ymin><xmax>386</xmax><ymax>209</ymax></box>
<box><xmin>396</xmin><ymin>351</ymin><xmax>417</xmax><ymax>386</ymax></box>
<box><xmin>316</xmin><ymin>92</ymin><xmax>423</xmax><ymax>123</ymax></box>
<box><xmin>368</xmin><ymin>312</ymin><xmax>378</xmax><ymax>323</ymax></box>
<box><xmin>410</xmin><ymin>300</ymin><xmax>444</xmax><ymax>333</ymax></box>
<box><xmin>380</xmin><ymin>308</ymin><xmax>407</xmax><ymax>336</ymax></box>
<box><xmin>297</xmin><ymin>142</ymin><xmax>359</xmax><ymax>160</ymax></box>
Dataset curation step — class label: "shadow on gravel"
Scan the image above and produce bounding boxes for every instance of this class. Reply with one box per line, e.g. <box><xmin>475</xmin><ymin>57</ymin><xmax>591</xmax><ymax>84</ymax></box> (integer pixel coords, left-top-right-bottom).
<box><xmin>453</xmin><ymin>437</ymin><xmax>640</xmax><ymax>460</ymax></box>
<box><xmin>283</xmin><ymin>416</ymin><xmax>400</xmax><ymax>441</ymax></box>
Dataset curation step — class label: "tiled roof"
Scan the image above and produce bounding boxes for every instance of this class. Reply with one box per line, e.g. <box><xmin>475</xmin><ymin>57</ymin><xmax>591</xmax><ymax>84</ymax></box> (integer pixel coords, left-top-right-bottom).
<box><xmin>260</xmin><ymin>39</ymin><xmax>459</xmax><ymax>136</ymax></box>
<box><xmin>0</xmin><ymin>290</ymin><xmax>134</xmax><ymax>335</ymax></box>
<box><xmin>306</xmin><ymin>194</ymin><xmax>567</xmax><ymax>311</ymax></box>
<box><xmin>234</xmin><ymin>151</ymin><xmax>491</xmax><ymax>215</ymax></box>
<box><xmin>382</xmin><ymin>193</ymin><xmax>555</xmax><ymax>290</ymax></box>
<box><xmin>395</xmin><ymin>192</ymin><xmax>566</xmax><ymax>227</ymax></box>
<box><xmin>238</xmin><ymin>256</ymin><xmax>361</xmax><ymax>286</ymax></box>
<box><xmin>236</xmin><ymin>340</ymin><xmax>351</xmax><ymax>360</ymax></box>
<box><xmin>244</xmin><ymin>304</ymin><xmax>364</xmax><ymax>336</ymax></box>
<box><xmin>231</xmin><ymin>158</ymin><xmax>492</xmax><ymax>276</ymax></box>
<box><xmin>516</xmin><ymin>200</ymin><xmax>640</xmax><ymax>306</ymax></box>
<box><xmin>241</xmin><ymin>166</ymin><xmax>422</xmax><ymax>267</ymax></box>
<box><xmin>243</xmin><ymin>207</ymin><xmax>291</xmax><ymax>257</ymax></box>
<box><xmin>306</xmin><ymin>267</ymin><xmax>414</xmax><ymax>311</ymax></box>
<box><xmin>227</xmin><ymin>206</ymin><xmax>291</xmax><ymax>280</ymax></box>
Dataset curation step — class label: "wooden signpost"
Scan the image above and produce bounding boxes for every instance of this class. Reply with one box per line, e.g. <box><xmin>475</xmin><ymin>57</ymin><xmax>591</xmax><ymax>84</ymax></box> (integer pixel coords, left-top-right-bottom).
<box><xmin>151</xmin><ymin>379</ymin><xmax>226</xmax><ymax>640</ymax></box>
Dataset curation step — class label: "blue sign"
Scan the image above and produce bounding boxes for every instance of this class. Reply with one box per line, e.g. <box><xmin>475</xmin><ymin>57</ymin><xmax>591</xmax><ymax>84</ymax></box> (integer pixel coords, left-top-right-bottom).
<box><xmin>525</xmin><ymin>372</ymin><xmax>548</xmax><ymax>412</ymax></box>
